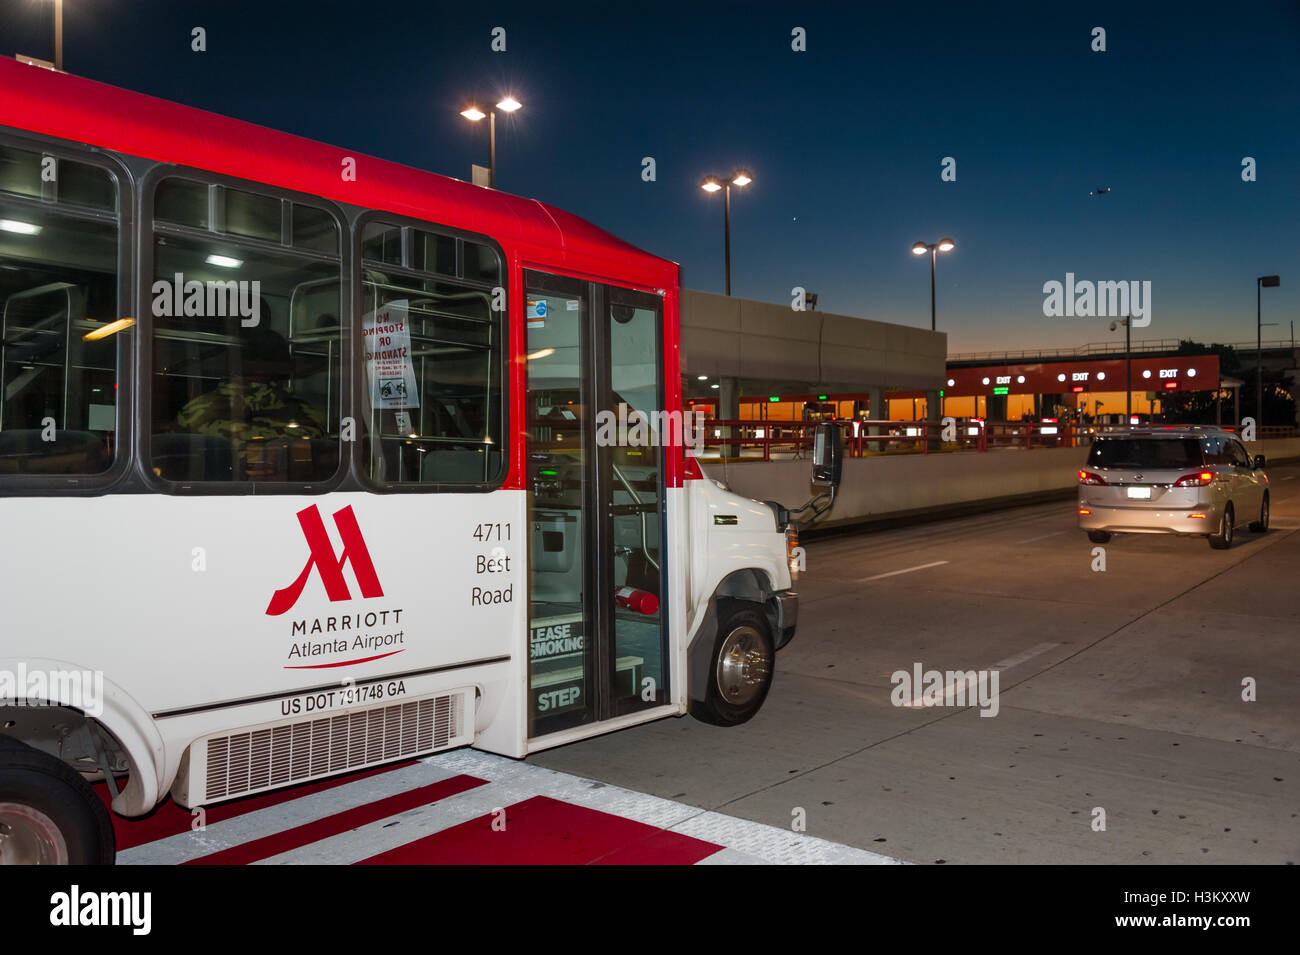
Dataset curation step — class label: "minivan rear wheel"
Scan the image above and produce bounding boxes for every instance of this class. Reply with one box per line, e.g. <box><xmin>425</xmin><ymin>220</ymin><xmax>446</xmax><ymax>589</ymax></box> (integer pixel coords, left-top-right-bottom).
<box><xmin>1209</xmin><ymin>504</ymin><xmax>1234</xmax><ymax>549</ymax></box>
<box><xmin>1086</xmin><ymin>530</ymin><xmax>1111</xmax><ymax>544</ymax></box>
<box><xmin>1249</xmin><ymin>494</ymin><xmax>1269</xmax><ymax>533</ymax></box>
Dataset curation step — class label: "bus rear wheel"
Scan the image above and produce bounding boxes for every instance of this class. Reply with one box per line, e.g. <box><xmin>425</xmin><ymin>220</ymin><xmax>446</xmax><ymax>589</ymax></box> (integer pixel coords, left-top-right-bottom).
<box><xmin>690</xmin><ymin>604</ymin><xmax>775</xmax><ymax>727</ymax></box>
<box><xmin>0</xmin><ymin>737</ymin><xmax>115</xmax><ymax>865</ymax></box>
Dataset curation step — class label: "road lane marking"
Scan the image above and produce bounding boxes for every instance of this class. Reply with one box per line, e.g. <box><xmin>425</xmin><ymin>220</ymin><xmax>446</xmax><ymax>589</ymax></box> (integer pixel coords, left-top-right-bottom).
<box><xmin>264</xmin><ymin>751</ymin><xmax>900</xmax><ymax>865</ymax></box>
<box><xmin>186</xmin><ymin>775</ymin><xmax>488</xmax><ymax>865</ymax></box>
<box><xmin>1015</xmin><ymin>531</ymin><xmax>1065</xmax><ymax>543</ymax></box>
<box><xmin>991</xmin><ymin>642</ymin><xmax>1060</xmax><ymax>671</ymax></box>
<box><xmin>902</xmin><ymin>642</ymin><xmax>1059</xmax><ymax>709</ymax></box>
<box><xmin>857</xmin><ymin>560</ymin><xmax>949</xmax><ymax>582</ymax></box>
<box><xmin>119</xmin><ymin>758</ymin><xmax>469</xmax><ymax>864</ymax></box>
<box><xmin>121</xmin><ymin>749</ymin><xmax>901</xmax><ymax>866</ymax></box>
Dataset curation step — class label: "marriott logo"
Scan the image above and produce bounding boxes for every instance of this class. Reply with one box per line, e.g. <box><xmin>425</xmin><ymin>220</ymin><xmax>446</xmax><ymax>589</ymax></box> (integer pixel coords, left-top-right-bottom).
<box><xmin>266</xmin><ymin>505</ymin><xmax>384</xmax><ymax>615</ymax></box>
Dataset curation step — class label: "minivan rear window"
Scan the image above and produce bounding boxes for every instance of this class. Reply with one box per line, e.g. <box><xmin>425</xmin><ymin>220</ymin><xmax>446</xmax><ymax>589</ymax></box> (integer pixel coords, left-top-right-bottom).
<box><xmin>1087</xmin><ymin>438</ymin><xmax>1203</xmax><ymax>469</ymax></box>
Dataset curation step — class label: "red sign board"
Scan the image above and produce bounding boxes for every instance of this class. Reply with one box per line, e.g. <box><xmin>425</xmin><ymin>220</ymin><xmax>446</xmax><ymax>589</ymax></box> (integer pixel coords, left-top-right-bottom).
<box><xmin>943</xmin><ymin>355</ymin><xmax>1219</xmax><ymax>397</ymax></box>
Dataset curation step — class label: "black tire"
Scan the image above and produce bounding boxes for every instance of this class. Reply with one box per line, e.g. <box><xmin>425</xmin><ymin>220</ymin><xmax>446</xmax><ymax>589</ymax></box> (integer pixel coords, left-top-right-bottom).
<box><xmin>1209</xmin><ymin>504</ymin><xmax>1235</xmax><ymax>550</ymax></box>
<box><xmin>689</xmin><ymin>604</ymin><xmax>775</xmax><ymax>727</ymax></box>
<box><xmin>1087</xmin><ymin>530</ymin><xmax>1112</xmax><ymax>544</ymax></box>
<box><xmin>1250</xmin><ymin>494</ymin><xmax>1269</xmax><ymax>533</ymax></box>
<box><xmin>0</xmin><ymin>736</ymin><xmax>115</xmax><ymax>865</ymax></box>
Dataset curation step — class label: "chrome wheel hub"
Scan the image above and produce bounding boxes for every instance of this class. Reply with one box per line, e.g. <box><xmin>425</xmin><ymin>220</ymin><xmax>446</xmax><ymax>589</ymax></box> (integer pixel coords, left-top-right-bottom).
<box><xmin>0</xmin><ymin>803</ymin><xmax>69</xmax><ymax>865</ymax></box>
<box><xmin>716</xmin><ymin>625</ymin><xmax>771</xmax><ymax>705</ymax></box>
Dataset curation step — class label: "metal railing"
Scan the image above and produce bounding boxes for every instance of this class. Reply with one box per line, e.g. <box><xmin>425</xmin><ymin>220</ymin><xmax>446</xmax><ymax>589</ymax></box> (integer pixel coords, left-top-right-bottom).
<box><xmin>948</xmin><ymin>339</ymin><xmax>1297</xmax><ymax>363</ymax></box>
<box><xmin>698</xmin><ymin>419</ymin><xmax>1298</xmax><ymax>460</ymax></box>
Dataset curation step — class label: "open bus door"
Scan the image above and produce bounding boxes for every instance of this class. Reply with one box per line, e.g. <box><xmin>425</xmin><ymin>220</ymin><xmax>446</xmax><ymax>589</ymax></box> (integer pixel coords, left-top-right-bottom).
<box><xmin>522</xmin><ymin>271</ymin><xmax>669</xmax><ymax>741</ymax></box>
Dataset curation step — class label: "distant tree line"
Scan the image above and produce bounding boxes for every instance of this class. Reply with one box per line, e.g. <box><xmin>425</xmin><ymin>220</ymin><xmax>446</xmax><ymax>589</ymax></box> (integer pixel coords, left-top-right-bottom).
<box><xmin>1158</xmin><ymin>340</ymin><xmax>1295</xmax><ymax>427</ymax></box>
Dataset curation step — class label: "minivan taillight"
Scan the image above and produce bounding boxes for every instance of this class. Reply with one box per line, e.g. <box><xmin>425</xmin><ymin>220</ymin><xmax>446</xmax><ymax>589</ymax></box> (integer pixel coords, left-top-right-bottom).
<box><xmin>1173</xmin><ymin>471</ymin><xmax>1215</xmax><ymax>487</ymax></box>
<box><xmin>1078</xmin><ymin>470</ymin><xmax>1107</xmax><ymax>485</ymax></box>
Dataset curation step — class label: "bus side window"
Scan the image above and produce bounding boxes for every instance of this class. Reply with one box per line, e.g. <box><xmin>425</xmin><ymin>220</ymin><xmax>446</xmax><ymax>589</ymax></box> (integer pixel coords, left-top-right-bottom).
<box><xmin>149</xmin><ymin>178</ymin><xmax>343</xmax><ymax>486</ymax></box>
<box><xmin>358</xmin><ymin>221</ymin><xmax>506</xmax><ymax>489</ymax></box>
<box><xmin>0</xmin><ymin>145</ymin><xmax>121</xmax><ymax>477</ymax></box>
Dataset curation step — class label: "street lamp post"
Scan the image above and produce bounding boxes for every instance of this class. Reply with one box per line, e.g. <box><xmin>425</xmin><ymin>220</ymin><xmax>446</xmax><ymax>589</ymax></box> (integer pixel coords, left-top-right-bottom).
<box><xmin>911</xmin><ymin>238</ymin><xmax>955</xmax><ymax>331</ymax></box>
<box><xmin>1257</xmin><ymin>275</ymin><xmax>1280</xmax><ymax>429</ymax></box>
<box><xmin>701</xmin><ymin>171</ymin><xmax>752</xmax><ymax>296</ymax></box>
<box><xmin>54</xmin><ymin>0</ymin><xmax>63</xmax><ymax>71</ymax></box>
<box><xmin>460</xmin><ymin>96</ymin><xmax>522</xmax><ymax>189</ymax></box>
<box><xmin>1109</xmin><ymin>317</ymin><xmax>1132</xmax><ymax>420</ymax></box>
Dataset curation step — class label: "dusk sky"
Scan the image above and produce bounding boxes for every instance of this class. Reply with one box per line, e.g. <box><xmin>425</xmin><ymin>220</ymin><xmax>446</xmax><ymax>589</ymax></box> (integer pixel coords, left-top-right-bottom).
<box><xmin>5</xmin><ymin>0</ymin><xmax>1297</xmax><ymax>354</ymax></box>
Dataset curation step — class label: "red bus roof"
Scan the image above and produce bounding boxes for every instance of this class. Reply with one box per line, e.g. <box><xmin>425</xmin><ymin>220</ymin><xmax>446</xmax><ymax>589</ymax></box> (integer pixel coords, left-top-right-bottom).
<box><xmin>0</xmin><ymin>58</ymin><xmax>678</xmax><ymax>291</ymax></box>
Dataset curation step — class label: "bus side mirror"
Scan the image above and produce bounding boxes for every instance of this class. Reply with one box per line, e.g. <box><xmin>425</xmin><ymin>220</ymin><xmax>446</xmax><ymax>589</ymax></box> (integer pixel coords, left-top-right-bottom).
<box><xmin>812</xmin><ymin>422</ymin><xmax>843</xmax><ymax>488</ymax></box>
<box><xmin>1254</xmin><ymin>454</ymin><xmax>1266</xmax><ymax>470</ymax></box>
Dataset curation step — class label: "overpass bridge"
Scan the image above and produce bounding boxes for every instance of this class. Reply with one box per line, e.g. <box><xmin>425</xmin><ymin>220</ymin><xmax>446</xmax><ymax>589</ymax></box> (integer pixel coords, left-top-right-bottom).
<box><xmin>950</xmin><ymin>337</ymin><xmax>1299</xmax><ymax>371</ymax></box>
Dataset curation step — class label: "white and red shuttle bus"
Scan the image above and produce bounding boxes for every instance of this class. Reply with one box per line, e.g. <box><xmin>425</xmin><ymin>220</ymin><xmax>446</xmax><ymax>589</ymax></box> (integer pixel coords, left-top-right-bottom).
<box><xmin>0</xmin><ymin>60</ymin><xmax>819</xmax><ymax>863</ymax></box>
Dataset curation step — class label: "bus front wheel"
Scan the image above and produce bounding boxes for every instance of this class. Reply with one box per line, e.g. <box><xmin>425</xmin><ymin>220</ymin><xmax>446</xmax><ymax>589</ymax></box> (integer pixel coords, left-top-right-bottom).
<box><xmin>0</xmin><ymin>736</ymin><xmax>115</xmax><ymax>865</ymax></box>
<box><xmin>690</xmin><ymin>604</ymin><xmax>775</xmax><ymax>727</ymax></box>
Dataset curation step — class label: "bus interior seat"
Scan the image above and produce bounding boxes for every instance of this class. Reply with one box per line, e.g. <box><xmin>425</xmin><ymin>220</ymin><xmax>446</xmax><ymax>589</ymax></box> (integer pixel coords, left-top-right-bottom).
<box><xmin>420</xmin><ymin>447</ymin><xmax>486</xmax><ymax>483</ymax></box>
<box><xmin>242</xmin><ymin>435</ymin><xmax>336</xmax><ymax>482</ymax></box>
<box><xmin>309</xmin><ymin>438</ymin><xmax>339</xmax><ymax>478</ymax></box>
<box><xmin>150</xmin><ymin>433</ymin><xmax>235</xmax><ymax>481</ymax></box>
<box><xmin>0</xmin><ymin>429</ymin><xmax>106</xmax><ymax>474</ymax></box>
<box><xmin>1</xmin><ymin>282</ymin><xmax>85</xmax><ymax>336</ymax></box>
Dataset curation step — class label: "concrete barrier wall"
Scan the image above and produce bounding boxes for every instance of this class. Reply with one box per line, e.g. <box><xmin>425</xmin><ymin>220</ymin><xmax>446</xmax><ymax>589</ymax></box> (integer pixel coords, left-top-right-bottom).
<box><xmin>1246</xmin><ymin>437</ymin><xmax>1300</xmax><ymax>462</ymax></box>
<box><xmin>680</xmin><ymin>289</ymin><xmax>946</xmax><ymax>391</ymax></box>
<box><xmin>707</xmin><ymin>437</ymin><xmax>1300</xmax><ymax>529</ymax></box>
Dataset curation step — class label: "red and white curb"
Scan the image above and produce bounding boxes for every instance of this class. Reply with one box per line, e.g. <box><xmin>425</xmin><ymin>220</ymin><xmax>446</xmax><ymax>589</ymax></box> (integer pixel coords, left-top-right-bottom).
<box><xmin>112</xmin><ymin>750</ymin><xmax>903</xmax><ymax>865</ymax></box>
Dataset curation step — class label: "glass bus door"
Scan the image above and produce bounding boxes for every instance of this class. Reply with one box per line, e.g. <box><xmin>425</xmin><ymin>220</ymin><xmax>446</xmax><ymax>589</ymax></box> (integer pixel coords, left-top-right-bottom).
<box><xmin>523</xmin><ymin>270</ymin><xmax>667</xmax><ymax>739</ymax></box>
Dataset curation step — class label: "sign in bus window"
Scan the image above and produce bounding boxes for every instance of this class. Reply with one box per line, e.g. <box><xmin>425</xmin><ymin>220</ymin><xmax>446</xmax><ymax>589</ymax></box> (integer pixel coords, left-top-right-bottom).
<box><xmin>363</xmin><ymin>300</ymin><xmax>419</xmax><ymax>410</ymax></box>
<box><xmin>358</xmin><ymin>247</ymin><xmax>504</xmax><ymax>487</ymax></box>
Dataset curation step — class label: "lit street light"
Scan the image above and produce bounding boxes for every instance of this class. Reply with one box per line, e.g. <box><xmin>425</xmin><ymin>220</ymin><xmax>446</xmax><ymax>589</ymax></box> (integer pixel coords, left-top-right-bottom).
<box><xmin>459</xmin><ymin>96</ymin><xmax>522</xmax><ymax>189</ymax></box>
<box><xmin>701</xmin><ymin>170</ymin><xmax>752</xmax><ymax>296</ymax></box>
<box><xmin>1257</xmin><ymin>275</ymin><xmax>1281</xmax><ymax>429</ymax></box>
<box><xmin>911</xmin><ymin>238</ymin><xmax>954</xmax><ymax>331</ymax></box>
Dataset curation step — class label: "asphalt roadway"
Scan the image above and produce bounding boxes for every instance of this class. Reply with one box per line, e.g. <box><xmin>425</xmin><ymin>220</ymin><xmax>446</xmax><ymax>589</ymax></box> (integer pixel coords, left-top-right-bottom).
<box><xmin>534</xmin><ymin>461</ymin><xmax>1300</xmax><ymax>864</ymax></box>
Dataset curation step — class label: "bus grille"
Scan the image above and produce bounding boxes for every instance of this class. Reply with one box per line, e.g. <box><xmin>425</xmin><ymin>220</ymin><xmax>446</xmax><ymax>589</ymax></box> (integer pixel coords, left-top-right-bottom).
<box><xmin>201</xmin><ymin>693</ymin><xmax>464</xmax><ymax>803</ymax></box>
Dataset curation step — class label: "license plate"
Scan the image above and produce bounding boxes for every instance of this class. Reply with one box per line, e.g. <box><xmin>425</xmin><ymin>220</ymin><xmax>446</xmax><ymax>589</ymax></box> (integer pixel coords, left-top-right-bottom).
<box><xmin>1126</xmin><ymin>486</ymin><xmax>1152</xmax><ymax>499</ymax></box>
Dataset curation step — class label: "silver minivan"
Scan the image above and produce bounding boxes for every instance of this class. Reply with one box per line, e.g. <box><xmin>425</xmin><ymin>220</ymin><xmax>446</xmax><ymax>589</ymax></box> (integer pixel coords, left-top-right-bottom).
<box><xmin>1078</xmin><ymin>427</ymin><xmax>1269</xmax><ymax>549</ymax></box>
